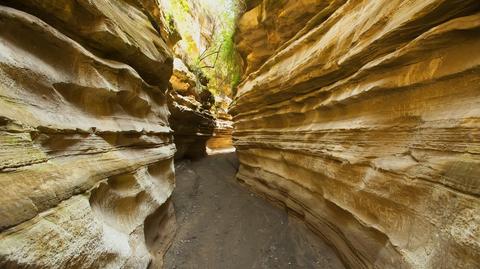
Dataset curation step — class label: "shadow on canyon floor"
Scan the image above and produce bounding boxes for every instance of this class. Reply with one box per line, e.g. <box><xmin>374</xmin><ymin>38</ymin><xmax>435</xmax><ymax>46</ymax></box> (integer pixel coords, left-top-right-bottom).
<box><xmin>164</xmin><ymin>151</ymin><xmax>344</xmax><ymax>269</ymax></box>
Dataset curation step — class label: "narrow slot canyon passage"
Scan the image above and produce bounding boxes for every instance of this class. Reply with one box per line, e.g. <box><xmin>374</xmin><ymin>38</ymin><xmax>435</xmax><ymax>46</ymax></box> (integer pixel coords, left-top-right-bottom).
<box><xmin>0</xmin><ymin>0</ymin><xmax>479</xmax><ymax>268</ymax></box>
<box><xmin>164</xmin><ymin>151</ymin><xmax>344</xmax><ymax>269</ymax></box>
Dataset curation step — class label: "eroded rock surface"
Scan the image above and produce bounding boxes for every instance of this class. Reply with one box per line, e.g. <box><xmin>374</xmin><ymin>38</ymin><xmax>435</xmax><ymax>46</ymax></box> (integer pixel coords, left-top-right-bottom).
<box><xmin>236</xmin><ymin>0</ymin><xmax>346</xmax><ymax>75</ymax></box>
<box><xmin>0</xmin><ymin>2</ymin><xmax>176</xmax><ymax>268</ymax></box>
<box><xmin>207</xmin><ymin>97</ymin><xmax>234</xmax><ymax>151</ymax></box>
<box><xmin>232</xmin><ymin>1</ymin><xmax>480</xmax><ymax>268</ymax></box>
<box><xmin>168</xmin><ymin>58</ymin><xmax>216</xmax><ymax>159</ymax></box>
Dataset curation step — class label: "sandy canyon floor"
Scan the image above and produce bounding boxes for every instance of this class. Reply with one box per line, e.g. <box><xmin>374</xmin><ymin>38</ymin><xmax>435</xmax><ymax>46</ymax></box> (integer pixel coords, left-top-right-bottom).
<box><xmin>164</xmin><ymin>151</ymin><xmax>344</xmax><ymax>269</ymax></box>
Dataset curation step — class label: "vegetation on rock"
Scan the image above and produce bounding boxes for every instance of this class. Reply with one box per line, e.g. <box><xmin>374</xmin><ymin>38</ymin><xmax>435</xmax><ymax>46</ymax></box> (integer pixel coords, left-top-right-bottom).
<box><xmin>162</xmin><ymin>0</ymin><xmax>245</xmax><ymax>97</ymax></box>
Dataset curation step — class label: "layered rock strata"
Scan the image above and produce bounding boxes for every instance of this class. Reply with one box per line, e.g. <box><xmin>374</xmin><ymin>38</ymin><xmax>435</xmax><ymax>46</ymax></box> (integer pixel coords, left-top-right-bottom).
<box><xmin>232</xmin><ymin>0</ymin><xmax>480</xmax><ymax>268</ymax></box>
<box><xmin>0</xmin><ymin>1</ymin><xmax>176</xmax><ymax>268</ymax></box>
<box><xmin>0</xmin><ymin>0</ymin><xmax>173</xmax><ymax>86</ymax></box>
<box><xmin>207</xmin><ymin>114</ymin><xmax>234</xmax><ymax>151</ymax></box>
<box><xmin>168</xmin><ymin>58</ymin><xmax>215</xmax><ymax>159</ymax></box>
<box><xmin>207</xmin><ymin>98</ymin><xmax>234</xmax><ymax>151</ymax></box>
<box><xmin>236</xmin><ymin>0</ymin><xmax>346</xmax><ymax>75</ymax></box>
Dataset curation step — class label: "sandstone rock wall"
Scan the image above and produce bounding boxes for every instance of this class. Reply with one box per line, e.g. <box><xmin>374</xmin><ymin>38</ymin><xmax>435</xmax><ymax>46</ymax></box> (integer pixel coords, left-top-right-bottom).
<box><xmin>0</xmin><ymin>1</ymin><xmax>176</xmax><ymax>268</ymax></box>
<box><xmin>207</xmin><ymin>115</ymin><xmax>234</xmax><ymax>151</ymax></box>
<box><xmin>232</xmin><ymin>0</ymin><xmax>480</xmax><ymax>268</ymax></box>
<box><xmin>168</xmin><ymin>58</ymin><xmax>216</xmax><ymax>159</ymax></box>
<box><xmin>236</xmin><ymin>0</ymin><xmax>346</xmax><ymax>75</ymax></box>
<box><xmin>207</xmin><ymin>97</ymin><xmax>234</xmax><ymax>151</ymax></box>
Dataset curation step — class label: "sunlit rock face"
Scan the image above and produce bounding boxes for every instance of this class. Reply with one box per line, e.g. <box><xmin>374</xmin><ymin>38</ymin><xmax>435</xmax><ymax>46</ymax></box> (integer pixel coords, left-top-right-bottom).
<box><xmin>0</xmin><ymin>1</ymin><xmax>176</xmax><ymax>268</ymax></box>
<box><xmin>236</xmin><ymin>0</ymin><xmax>346</xmax><ymax>75</ymax></box>
<box><xmin>207</xmin><ymin>97</ymin><xmax>234</xmax><ymax>151</ymax></box>
<box><xmin>232</xmin><ymin>0</ymin><xmax>480</xmax><ymax>268</ymax></box>
<box><xmin>168</xmin><ymin>58</ymin><xmax>215</xmax><ymax>159</ymax></box>
<box><xmin>159</xmin><ymin>0</ymin><xmax>216</xmax><ymax>62</ymax></box>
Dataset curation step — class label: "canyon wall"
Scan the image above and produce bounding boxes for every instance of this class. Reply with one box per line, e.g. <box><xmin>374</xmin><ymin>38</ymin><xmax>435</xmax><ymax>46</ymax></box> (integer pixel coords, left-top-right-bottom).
<box><xmin>207</xmin><ymin>97</ymin><xmax>234</xmax><ymax>151</ymax></box>
<box><xmin>232</xmin><ymin>0</ymin><xmax>480</xmax><ymax>268</ymax></box>
<box><xmin>236</xmin><ymin>0</ymin><xmax>346</xmax><ymax>75</ymax></box>
<box><xmin>168</xmin><ymin>58</ymin><xmax>216</xmax><ymax>159</ymax></box>
<box><xmin>164</xmin><ymin>0</ymin><xmax>234</xmax><ymax>158</ymax></box>
<box><xmin>0</xmin><ymin>1</ymin><xmax>176</xmax><ymax>268</ymax></box>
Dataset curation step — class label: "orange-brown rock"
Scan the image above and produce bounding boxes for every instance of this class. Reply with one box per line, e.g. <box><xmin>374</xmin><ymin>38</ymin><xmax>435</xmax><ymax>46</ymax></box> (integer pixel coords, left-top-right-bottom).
<box><xmin>232</xmin><ymin>0</ymin><xmax>480</xmax><ymax>268</ymax></box>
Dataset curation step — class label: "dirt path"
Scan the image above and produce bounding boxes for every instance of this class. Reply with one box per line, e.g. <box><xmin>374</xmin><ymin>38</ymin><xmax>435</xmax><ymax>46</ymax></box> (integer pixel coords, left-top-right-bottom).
<box><xmin>164</xmin><ymin>151</ymin><xmax>344</xmax><ymax>269</ymax></box>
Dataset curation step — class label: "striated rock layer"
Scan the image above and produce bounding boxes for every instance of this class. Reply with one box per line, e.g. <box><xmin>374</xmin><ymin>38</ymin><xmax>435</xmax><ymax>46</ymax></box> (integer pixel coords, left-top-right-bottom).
<box><xmin>232</xmin><ymin>0</ymin><xmax>480</xmax><ymax>268</ymax></box>
<box><xmin>168</xmin><ymin>58</ymin><xmax>216</xmax><ymax>159</ymax></box>
<box><xmin>207</xmin><ymin>114</ymin><xmax>234</xmax><ymax>151</ymax></box>
<box><xmin>0</xmin><ymin>1</ymin><xmax>176</xmax><ymax>268</ymax></box>
<box><xmin>236</xmin><ymin>0</ymin><xmax>346</xmax><ymax>75</ymax></box>
<box><xmin>207</xmin><ymin>97</ymin><xmax>234</xmax><ymax>151</ymax></box>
